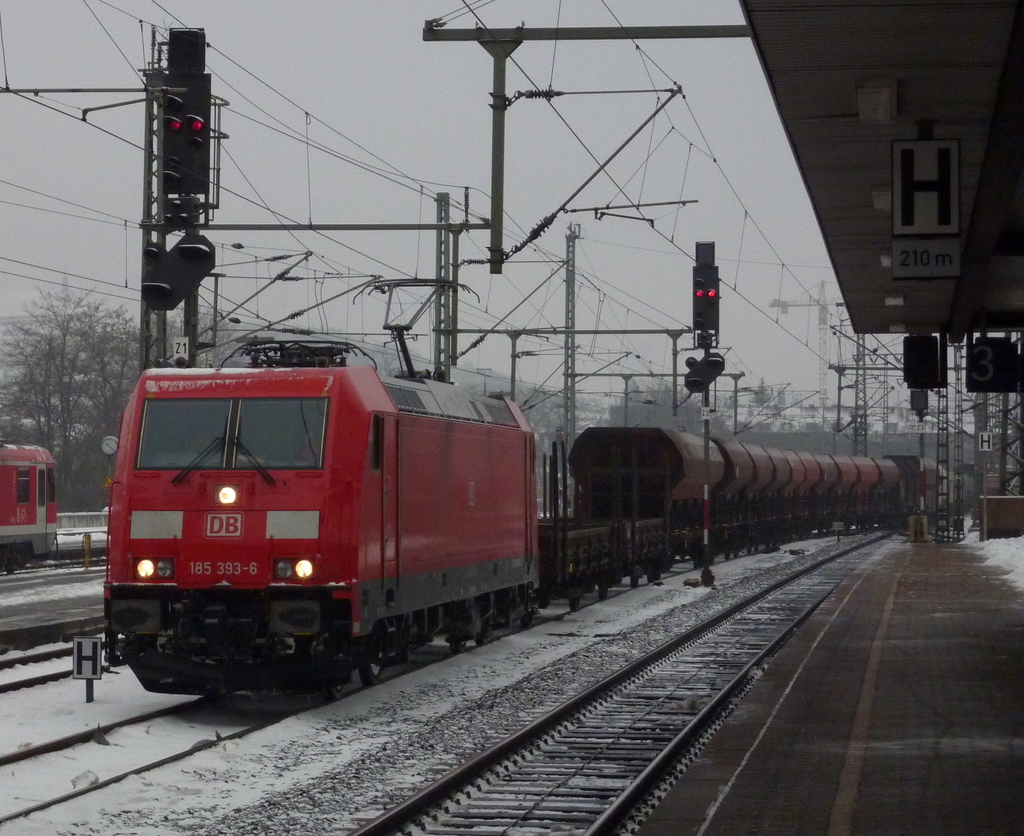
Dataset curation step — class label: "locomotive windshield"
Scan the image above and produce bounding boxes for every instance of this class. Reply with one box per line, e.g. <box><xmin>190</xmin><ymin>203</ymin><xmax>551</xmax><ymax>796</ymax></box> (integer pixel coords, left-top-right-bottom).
<box><xmin>137</xmin><ymin>397</ymin><xmax>328</xmax><ymax>470</ymax></box>
<box><xmin>137</xmin><ymin>399</ymin><xmax>229</xmax><ymax>469</ymax></box>
<box><xmin>237</xmin><ymin>398</ymin><xmax>327</xmax><ymax>469</ymax></box>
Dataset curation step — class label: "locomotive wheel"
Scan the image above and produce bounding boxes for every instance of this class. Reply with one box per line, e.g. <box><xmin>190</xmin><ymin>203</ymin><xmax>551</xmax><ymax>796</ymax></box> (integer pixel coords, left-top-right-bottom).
<box><xmin>358</xmin><ymin>638</ymin><xmax>385</xmax><ymax>687</ymax></box>
<box><xmin>474</xmin><ymin>619</ymin><xmax>493</xmax><ymax>646</ymax></box>
<box><xmin>358</xmin><ymin>657</ymin><xmax>384</xmax><ymax>687</ymax></box>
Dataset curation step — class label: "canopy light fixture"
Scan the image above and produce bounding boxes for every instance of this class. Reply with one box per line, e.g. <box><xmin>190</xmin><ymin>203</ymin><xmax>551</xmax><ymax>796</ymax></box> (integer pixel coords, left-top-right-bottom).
<box><xmin>857</xmin><ymin>78</ymin><xmax>898</xmax><ymax>124</ymax></box>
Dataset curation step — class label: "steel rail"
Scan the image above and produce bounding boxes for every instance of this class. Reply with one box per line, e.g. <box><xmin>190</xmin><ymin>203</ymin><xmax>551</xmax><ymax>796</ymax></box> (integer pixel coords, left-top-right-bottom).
<box><xmin>348</xmin><ymin>532</ymin><xmax>892</xmax><ymax>836</ymax></box>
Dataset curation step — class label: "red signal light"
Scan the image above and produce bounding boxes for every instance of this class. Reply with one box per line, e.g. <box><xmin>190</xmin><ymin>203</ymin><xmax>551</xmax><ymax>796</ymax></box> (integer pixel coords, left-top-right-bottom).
<box><xmin>695</xmin><ymin>289</ymin><xmax>705</xmax><ymax>297</ymax></box>
<box><xmin>707</xmin><ymin>289</ymin><xmax>718</xmax><ymax>298</ymax></box>
<box><xmin>165</xmin><ymin>116</ymin><xmax>183</xmax><ymax>132</ymax></box>
<box><xmin>186</xmin><ymin>116</ymin><xmax>205</xmax><ymax>132</ymax></box>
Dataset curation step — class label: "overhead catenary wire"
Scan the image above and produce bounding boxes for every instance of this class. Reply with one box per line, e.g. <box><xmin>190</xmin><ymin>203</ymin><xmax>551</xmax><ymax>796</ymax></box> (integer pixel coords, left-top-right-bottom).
<box><xmin>3</xmin><ymin>3</ymin><xmax>836</xmax><ymax>407</ymax></box>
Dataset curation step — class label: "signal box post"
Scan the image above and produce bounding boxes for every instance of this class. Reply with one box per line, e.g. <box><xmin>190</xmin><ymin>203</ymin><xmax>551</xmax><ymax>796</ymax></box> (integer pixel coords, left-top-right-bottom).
<box><xmin>692</xmin><ymin>241</ymin><xmax>723</xmax><ymax>586</ymax></box>
<box><xmin>142</xmin><ymin>27</ymin><xmax>216</xmax><ymax>370</ymax></box>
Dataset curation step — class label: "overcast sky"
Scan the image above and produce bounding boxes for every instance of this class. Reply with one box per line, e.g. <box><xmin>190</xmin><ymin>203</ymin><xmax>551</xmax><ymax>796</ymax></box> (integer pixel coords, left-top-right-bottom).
<box><xmin>0</xmin><ymin>1</ymin><xmax>856</xmax><ymax>407</ymax></box>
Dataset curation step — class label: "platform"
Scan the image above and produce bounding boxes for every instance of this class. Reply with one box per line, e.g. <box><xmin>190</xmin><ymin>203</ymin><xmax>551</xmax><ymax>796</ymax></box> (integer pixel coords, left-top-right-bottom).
<box><xmin>637</xmin><ymin>537</ymin><xmax>1024</xmax><ymax>836</ymax></box>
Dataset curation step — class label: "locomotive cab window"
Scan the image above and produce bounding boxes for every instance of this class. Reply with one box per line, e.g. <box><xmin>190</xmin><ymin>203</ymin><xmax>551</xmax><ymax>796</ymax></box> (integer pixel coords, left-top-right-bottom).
<box><xmin>137</xmin><ymin>399</ymin><xmax>231</xmax><ymax>469</ymax></box>
<box><xmin>137</xmin><ymin>397</ymin><xmax>327</xmax><ymax>471</ymax></box>
<box><xmin>237</xmin><ymin>398</ymin><xmax>327</xmax><ymax>469</ymax></box>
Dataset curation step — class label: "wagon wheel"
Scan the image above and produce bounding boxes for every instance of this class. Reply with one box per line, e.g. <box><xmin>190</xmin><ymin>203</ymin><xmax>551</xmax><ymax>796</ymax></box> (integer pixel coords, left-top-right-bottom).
<box><xmin>474</xmin><ymin>617</ymin><xmax>493</xmax><ymax>646</ymax></box>
<box><xmin>447</xmin><ymin>635</ymin><xmax>467</xmax><ymax>654</ymax></box>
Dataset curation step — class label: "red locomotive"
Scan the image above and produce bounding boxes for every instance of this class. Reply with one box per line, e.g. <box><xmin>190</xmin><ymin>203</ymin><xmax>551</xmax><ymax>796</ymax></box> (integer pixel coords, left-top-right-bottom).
<box><xmin>105</xmin><ymin>339</ymin><xmax>935</xmax><ymax>695</ymax></box>
<box><xmin>104</xmin><ymin>342</ymin><xmax>537</xmax><ymax>694</ymax></box>
<box><xmin>0</xmin><ymin>443</ymin><xmax>57</xmax><ymax>574</ymax></box>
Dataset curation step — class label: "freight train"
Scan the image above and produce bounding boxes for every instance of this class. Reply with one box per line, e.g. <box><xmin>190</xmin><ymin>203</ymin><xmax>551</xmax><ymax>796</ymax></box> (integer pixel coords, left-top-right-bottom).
<box><xmin>538</xmin><ymin>428</ymin><xmax>934</xmax><ymax>609</ymax></box>
<box><xmin>103</xmin><ymin>342</ymin><xmax>927</xmax><ymax>694</ymax></box>
<box><xmin>0</xmin><ymin>443</ymin><xmax>57</xmax><ymax>574</ymax></box>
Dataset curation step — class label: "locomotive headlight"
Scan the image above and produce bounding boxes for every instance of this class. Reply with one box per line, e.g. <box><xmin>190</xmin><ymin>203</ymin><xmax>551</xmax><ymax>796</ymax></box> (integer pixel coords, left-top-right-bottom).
<box><xmin>135</xmin><ymin>558</ymin><xmax>173</xmax><ymax>579</ymax></box>
<box><xmin>216</xmin><ymin>485</ymin><xmax>239</xmax><ymax>505</ymax></box>
<box><xmin>273</xmin><ymin>558</ymin><xmax>314</xmax><ymax>580</ymax></box>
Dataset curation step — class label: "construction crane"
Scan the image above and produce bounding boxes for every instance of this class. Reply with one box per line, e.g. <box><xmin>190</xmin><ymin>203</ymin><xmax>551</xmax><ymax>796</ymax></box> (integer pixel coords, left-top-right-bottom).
<box><xmin>769</xmin><ymin>280</ymin><xmax>831</xmax><ymax>433</ymax></box>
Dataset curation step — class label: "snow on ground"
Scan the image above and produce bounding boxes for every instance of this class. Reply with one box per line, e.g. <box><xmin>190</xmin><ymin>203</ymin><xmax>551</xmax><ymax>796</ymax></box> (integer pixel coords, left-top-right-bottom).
<box><xmin>1</xmin><ymin>533</ymin><xmax>1020</xmax><ymax>836</ymax></box>
<box><xmin>962</xmin><ymin>530</ymin><xmax>1024</xmax><ymax>592</ymax></box>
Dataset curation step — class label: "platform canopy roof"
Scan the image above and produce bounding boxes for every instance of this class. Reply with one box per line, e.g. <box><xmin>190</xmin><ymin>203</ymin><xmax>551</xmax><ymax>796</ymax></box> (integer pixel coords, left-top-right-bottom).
<box><xmin>739</xmin><ymin>0</ymin><xmax>1024</xmax><ymax>340</ymax></box>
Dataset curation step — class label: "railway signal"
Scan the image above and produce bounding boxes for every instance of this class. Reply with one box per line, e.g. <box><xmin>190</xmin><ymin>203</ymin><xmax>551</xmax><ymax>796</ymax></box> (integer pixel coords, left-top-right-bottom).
<box><xmin>683</xmin><ymin>352</ymin><xmax>725</xmax><ymax>393</ymax></box>
<box><xmin>692</xmin><ymin>241</ymin><xmax>721</xmax><ymax>344</ymax></box>
<box><xmin>692</xmin><ymin>265</ymin><xmax>720</xmax><ymax>336</ymax></box>
<box><xmin>159</xmin><ymin>29</ymin><xmax>212</xmax><ymax>227</ymax></box>
<box><xmin>902</xmin><ymin>334</ymin><xmax>943</xmax><ymax>389</ymax></box>
<box><xmin>161</xmin><ymin>72</ymin><xmax>211</xmax><ymax>213</ymax></box>
<box><xmin>141</xmin><ymin>232</ymin><xmax>216</xmax><ymax>311</ymax></box>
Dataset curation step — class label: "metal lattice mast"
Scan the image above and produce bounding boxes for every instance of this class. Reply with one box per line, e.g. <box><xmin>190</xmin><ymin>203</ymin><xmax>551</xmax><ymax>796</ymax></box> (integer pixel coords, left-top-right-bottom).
<box><xmin>852</xmin><ymin>334</ymin><xmax>868</xmax><ymax>456</ymax></box>
<box><xmin>564</xmin><ymin>225</ymin><xmax>580</xmax><ymax>447</ymax></box>
<box><xmin>935</xmin><ymin>369</ymin><xmax>951</xmax><ymax>541</ymax></box>
<box><xmin>951</xmin><ymin>342</ymin><xmax>965</xmax><ymax>539</ymax></box>
<box><xmin>433</xmin><ymin>193</ymin><xmax>452</xmax><ymax>379</ymax></box>
<box><xmin>768</xmin><ymin>281</ymin><xmax>831</xmax><ymax>436</ymax></box>
<box><xmin>1002</xmin><ymin>393</ymin><xmax>1024</xmax><ymax>495</ymax></box>
<box><xmin>140</xmin><ymin>32</ymin><xmax>168</xmax><ymax>371</ymax></box>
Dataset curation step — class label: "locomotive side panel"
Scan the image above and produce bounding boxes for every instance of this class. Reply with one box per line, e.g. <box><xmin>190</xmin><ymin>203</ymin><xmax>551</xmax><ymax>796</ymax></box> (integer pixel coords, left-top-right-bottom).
<box><xmin>389</xmin><ymin>414</ymin><xmax>536</xmax><ymax>610</ymax></box>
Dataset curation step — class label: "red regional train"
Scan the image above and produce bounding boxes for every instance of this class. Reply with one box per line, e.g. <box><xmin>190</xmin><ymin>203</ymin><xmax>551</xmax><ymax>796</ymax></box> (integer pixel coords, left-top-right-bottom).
<box><xmin>104</xmin><ymin>341</ymin><xmax>928</xmax><ymax>695</ymax></box>
<box><xmin>0</xmin><ymin>443</ymin><xmax>57</xmax><ymax>574</ymax></box>
<box><xmin>104</xmin><ymin>344</ymin><xmax>537</xmax><ymax>694</ymax></box>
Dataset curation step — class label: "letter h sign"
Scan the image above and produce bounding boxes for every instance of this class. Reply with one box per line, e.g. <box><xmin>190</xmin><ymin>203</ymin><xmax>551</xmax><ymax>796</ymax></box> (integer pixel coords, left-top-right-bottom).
<box><xmin>892</xmin><ymin>140</ymin><xmax>960</xmax><ymax>236</ymax></box>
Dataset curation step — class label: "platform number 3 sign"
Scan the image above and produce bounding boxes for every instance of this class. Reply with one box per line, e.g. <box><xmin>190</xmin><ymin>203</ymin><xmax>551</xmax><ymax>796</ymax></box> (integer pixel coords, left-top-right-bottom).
<box><xmin>966</xmin><ymin>336</ymin><xmax>1019</xmax><ymax>393</ymax></box>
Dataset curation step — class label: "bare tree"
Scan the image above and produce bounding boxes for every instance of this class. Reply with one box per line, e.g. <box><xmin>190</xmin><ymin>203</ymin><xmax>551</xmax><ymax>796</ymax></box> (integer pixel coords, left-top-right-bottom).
<box><xmin>0</xmin><ymin>289</ymin><xmax>139</xmax><ymax>511</ymax></box>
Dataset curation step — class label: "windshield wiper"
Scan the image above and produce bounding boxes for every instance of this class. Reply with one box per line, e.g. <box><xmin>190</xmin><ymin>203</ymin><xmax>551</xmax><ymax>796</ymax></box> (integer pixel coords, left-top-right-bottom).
<box><xmin>235</xmin><ymin>439</ymin><xmax>277</xmax><ymax>485</ymax></box>
<box><xmin>171</xmin><ymin>436</ymin><xmax>225</xmax><ymax>485</ymax></box>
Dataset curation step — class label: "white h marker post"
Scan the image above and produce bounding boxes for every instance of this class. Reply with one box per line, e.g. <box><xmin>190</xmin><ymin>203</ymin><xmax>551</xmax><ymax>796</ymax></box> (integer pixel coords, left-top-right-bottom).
<box><xmin>72</xmin><ymin>635</ymin><xmax>103</xmax><ymax>703</ymax></box>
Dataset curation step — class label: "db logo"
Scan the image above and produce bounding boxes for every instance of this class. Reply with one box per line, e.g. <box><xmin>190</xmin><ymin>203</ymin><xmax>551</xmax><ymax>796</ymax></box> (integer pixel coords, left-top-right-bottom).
<box><xmin>206</xmin><ymin>513</ymin><xmax>243</xmax><ymax>537</ymax></box>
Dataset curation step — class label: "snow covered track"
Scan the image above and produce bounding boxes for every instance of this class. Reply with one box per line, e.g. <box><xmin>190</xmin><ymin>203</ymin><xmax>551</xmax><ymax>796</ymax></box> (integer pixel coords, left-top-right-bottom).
<box><xmin>0</xmin><ymin>646</ymin><xmax>74</xmax><ymax>693</ymax></box>
<box><xmin>0</xmin><ymin>692</ymin><xmax>311</xmax><ymax>826</ymax></box>
<box><xmin>349</xmin><ymin>535</ymin><xmax>891</xmax><ymax>836</ymax></box>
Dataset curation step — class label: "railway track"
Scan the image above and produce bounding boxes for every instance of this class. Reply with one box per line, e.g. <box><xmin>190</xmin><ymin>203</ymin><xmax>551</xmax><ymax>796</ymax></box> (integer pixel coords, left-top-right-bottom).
<box><xmin>348</xmin><ymin>533</ymin><xmax>891</xmax><ymax>836</ymax></box>
<box><xmin>0</xmin><ymin>534</ymin><xmax>881</xmax><ymax>832</ymax></box>
<box><xmin>0</xmin><ymin>686</ymin><xmax>316</xmax><ymax>826</ymax></box>
<box><xmin>0</xmin><ymin>559</ymin><xmax>702</xmax><ymax>828</ymax></box>
<box><xmin>0</xmin><ymin>646</ymin><xmax>75</xmax><ymax>693</ymax></box>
